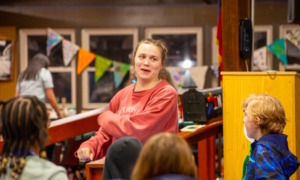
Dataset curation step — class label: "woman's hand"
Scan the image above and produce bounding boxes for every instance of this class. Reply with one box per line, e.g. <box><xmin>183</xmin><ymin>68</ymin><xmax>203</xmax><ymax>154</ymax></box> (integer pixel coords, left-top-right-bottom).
<box><xmin>76</xmin><ymin>147</ymin><xmax>94</xmax><ymax>162</ymax></box>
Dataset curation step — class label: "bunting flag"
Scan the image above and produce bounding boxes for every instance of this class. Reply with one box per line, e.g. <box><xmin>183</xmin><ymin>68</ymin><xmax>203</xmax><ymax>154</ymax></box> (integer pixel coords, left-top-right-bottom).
<box><xmin>113</xmin><ymin>61</ymin><xmax>130</xmax><ymax>88</ymax></box>
<box><xmin>47</xmin><ymin>28</ymin><xmax>63</xmax><ymax>56</ymax></box>
<box><xmin>77</xmin><ymin>48</ymin><xmax>96</xmax><ymax>75</ymax></box>
<box><xmin>267</xmin><ymin>38</ymin><xmax>288</xmax><ymax>65</ymax></box>
<box><xmin>285</xmin><ymin>28</ymin><xmax>300</xmax><ymax>51</ymax></box>
<box><xmin>189</xmin><ymin>66</ymin><xmax>208</xmax><ymax>89</ymax></box>
<box><xmin>253</xmin><ymin>46</ymin><xmax>267</xmax><ymax>71</ymax></box>
<box><xmin>166</xmin><ymin>67</ymin><xmax>186</xmax><ymax>89</ymax></box>
<box><xmin>216</xmin><ymin>0</ymin><xmax>223</xmax><ymax>85</ymax></box>
<box><xmin>62</xmin><ymin>39</ymin><xmax>79</xmax><ymax>66</ymax></box>
<box><xmin>95</xmin><ymin>55</ymin><xmax>112</xmax><ymax>82</ymax></box>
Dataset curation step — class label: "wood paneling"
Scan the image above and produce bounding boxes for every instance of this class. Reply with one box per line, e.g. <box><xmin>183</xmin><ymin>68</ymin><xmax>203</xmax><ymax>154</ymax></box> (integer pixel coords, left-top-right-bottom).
<box><xmin>222</xmin><ymin>72</ymin><xmax>300</xmax><ymax>180</ymax></box>
<box><xmin>0</xmin><ymin>27</ymin><xmax>17</xmax><ymax>101</ymax></box>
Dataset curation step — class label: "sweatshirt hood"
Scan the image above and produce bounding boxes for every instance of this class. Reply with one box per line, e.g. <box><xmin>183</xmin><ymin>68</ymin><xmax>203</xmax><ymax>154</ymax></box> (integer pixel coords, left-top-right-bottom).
<box><xmin>257</xmin><ymin>134</ymin><xmax>299</xmax><ymax>177</ymax></box>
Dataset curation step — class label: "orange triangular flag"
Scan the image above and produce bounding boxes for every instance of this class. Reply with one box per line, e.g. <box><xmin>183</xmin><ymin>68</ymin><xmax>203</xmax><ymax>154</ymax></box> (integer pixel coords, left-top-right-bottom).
<box><xmin>77</xmin><ymin>48</ymin><xmax>96</xmax><ymax>75</ymax></box>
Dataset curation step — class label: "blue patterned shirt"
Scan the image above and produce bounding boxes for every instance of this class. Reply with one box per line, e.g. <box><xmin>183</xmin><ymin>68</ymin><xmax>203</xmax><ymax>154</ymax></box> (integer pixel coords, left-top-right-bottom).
<box><xmin>244</xmin><ymin>134</ymin><xmax>299</xmax><ymax>180</ymax></box>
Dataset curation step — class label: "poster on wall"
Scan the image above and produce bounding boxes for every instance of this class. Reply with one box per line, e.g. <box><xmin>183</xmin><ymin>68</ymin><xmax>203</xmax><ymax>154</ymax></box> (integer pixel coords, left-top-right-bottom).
<box><xmin>0</xmin><ymin>39</ymin><xmax>13</xmax><ymax>81</ymax></box>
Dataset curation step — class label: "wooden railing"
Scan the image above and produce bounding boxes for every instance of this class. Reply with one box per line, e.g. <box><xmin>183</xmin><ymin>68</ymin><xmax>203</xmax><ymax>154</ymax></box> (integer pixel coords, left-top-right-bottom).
<box><xmin>0</xmin><ymin>106</ymin><xmax>108</xmax><ymax>153</ymax></box>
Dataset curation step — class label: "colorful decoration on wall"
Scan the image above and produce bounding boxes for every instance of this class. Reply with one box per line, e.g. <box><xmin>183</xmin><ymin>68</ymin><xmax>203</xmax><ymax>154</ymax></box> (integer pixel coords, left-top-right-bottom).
<box><xmin>285</xmin><ymin>28</ymin><xmax>300</xmax><ymax>51</ymax></box>
<box><xmin>267</xmin><ymin>38</ymin><xmax>287</xmax><ymax>65</ymax></box>
<box><xmin>47</xmin><ymin>28</ymin><xmax>63</xmax><ymax>56</ymax></box>
<box><xmin>77</xmin><ymin>48</ymin><xmax>96</xmax><ymax>75</ymax></box>
<box><xmin>113</xmin><ymin>61</ymin><xmax>130</xmax><ymax>88</ymax></box>
<box><xmin>253</xmin><ymin>46</ymin><xmax>267</xmax><ymax>70</ymax></box>
<box><xmin>95</xmin><ymin>55</ymin><xmax>112</xmax><ymax>82</ymax></box>
<box><xmin>62</xmin><ymin>39</ymin><xmax>79</xmax><ymax>66</ymax></box>
<box><xmin>47</xmin><ymin>28</ymin><xmax>130</xmax><ymax>86</ymax></box>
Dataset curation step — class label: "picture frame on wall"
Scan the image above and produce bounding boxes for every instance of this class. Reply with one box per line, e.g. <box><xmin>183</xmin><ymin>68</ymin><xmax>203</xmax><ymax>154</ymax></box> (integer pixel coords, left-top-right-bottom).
<box><xmin>279</xmin><ymin>24</ymin><xmax>300</xmax><ymax>71</ymax></box>
<box><xmin>19</xmin><ymin>28</ymin><xmax>77</xmax><ymax>107</ymax></box>
<box><xmin>145</xmin><ymin>27</ymin><xmax>203</xmax><ymax>68</ymax></box>
<box><xmin>0</xmin><ymin>39</ymin><xmax>13</xmax><ymax>81</ymax></box>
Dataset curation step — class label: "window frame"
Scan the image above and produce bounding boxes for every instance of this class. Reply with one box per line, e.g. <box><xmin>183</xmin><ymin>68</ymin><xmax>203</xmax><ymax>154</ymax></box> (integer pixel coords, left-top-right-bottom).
<box><xmin>19</xmin><ymin>28</ymin><xmax>77</xmax><ymax>108</ymax></box>
<box><xmin>279</xmin><ymin>24</ymin><xmax>300</xmax><ymax>71</ymax></box>
<box><xmin>81</xmin><ymin>28</ymin><xmax>138</xmax><ymax>109</ymax></box>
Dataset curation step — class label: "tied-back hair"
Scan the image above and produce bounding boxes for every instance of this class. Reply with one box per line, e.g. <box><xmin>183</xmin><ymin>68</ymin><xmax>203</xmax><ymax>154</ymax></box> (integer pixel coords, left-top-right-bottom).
<box><xmin>131</xmin><ymin>133</ymin><xmax>198</xmax><ymax>180</ymax></box>
<box><xmin>128</xmin><ymin>38</ymin><xmax>175</xmax><ymax>89</ymax></box>
<box><xmin>19</xmin><ymin>53</ymin><xmax>50</xmax><ymax>82</ymax></box>
<box><xmin>0</xmin><ymin>96</ymin><xmax>49</xmax><ymax>179</ymax></box>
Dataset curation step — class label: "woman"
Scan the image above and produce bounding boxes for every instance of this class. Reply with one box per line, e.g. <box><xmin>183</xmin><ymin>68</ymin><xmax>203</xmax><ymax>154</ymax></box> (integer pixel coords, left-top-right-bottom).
<box><xmin>76</xmin><ymin>38</ymin><xmax>178</xmax><ymax>161</ymax></box>
<box><xmin>15</xmin><ymin>53</ymin><xmax>62</xmax><ymax>118</ymax></box>
<box><xmin>0</xmin><ymin>96</ymin><xmax>68</xmax><ymax>180</ymax></box>
<box><xmin>131</xmin><ymin>133</ymin><xmax>198</xmax><ymax>180</ymax></box>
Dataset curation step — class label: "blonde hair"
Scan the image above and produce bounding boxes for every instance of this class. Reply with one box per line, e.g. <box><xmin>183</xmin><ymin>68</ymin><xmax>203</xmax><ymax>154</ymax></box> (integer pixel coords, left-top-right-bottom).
<box><xmin>242</xmin><ymin>94</ymin><xmax>286</xmax><ymax>134</ymax></box>
<box><xmin>128</xmin><ymin>38</ymin><xmax>175</xmax><ymax>88</ymax></box>
<box><xmin>131</xmin><ymin>133</ymin><xmax>197</xmax><ymax>180</ymax></box>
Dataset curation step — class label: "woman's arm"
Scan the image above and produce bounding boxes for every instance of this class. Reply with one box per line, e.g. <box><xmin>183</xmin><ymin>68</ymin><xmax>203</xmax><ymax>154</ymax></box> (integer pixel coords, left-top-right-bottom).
<box><xmin>45</xmin><ymin>88</ymin><xmax>62</xmax><ymax>118</ymax></box>
<box><xmin>98</xmin><ymin>86</ymin><xmax>178</xmax><ymax>142</ymax></box>
<box><xmin>15</xmin><ymin>90</ymin><xmax>20</xmax><ymax>97</ymax></box>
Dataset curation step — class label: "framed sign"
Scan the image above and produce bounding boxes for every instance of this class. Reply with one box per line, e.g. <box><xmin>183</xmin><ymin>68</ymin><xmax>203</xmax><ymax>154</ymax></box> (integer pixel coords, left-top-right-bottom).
<box><xmin>0</xmin><ymin>39</ymin><xmax>13</xmax><ymax>81</ymax></box>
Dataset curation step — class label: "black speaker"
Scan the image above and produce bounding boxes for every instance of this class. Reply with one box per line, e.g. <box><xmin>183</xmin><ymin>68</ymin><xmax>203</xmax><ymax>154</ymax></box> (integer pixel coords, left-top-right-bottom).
<box><xmin>287</xmin><ymin>0</ymin><xmax>300</xmax><ymax>24</ymax></box>
<box><xmin>239</xmin><ymin>18</ymin><xmax>253</xmax><ymax>59</ymax></box>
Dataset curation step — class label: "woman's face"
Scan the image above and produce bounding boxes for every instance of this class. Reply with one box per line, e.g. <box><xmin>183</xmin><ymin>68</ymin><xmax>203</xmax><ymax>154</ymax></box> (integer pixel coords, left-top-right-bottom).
<box><xmin>243</xmin><ymin>105</ymin><xmax>260</xmax><ymax>140</ymax></box>
<box><xmin>134</xmin><ymin>43</ymin><xmax>163</xmax><ymax>84</ymax></box>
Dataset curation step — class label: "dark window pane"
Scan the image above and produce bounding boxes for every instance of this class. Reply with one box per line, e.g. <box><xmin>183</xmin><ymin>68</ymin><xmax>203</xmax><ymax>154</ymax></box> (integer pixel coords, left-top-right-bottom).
<box><xmin>89</xmin><ymin>35</ymin><xmax>133</xmax><ymax>67</ymax></box>
<box><xmin>254</xmin><ymin>32</ymin><xmax>267</xmax><ymax>50</ymax></box>
<box><xmin>27</xmin><ymin>35</ymin><xmax>72</xmax><ymax>67</ymax></box>
<box><xmin>87</xmin><ymin>34</ymin><xmax>133</xmax><ymax>104</ymax></box>
<box><xmin>152</xmin><ymin>34</ymin><xmax>197</xmax><ymax>68</ymax></box>
<box><xmin>88</xmin><ymin>71</ymin><xmax>129</xmax><ymax>103</ymax></box>
<box><xmin>52</xmin><ymin>72</ymin><xmax>72</xmax><ymax>103</ymax></box>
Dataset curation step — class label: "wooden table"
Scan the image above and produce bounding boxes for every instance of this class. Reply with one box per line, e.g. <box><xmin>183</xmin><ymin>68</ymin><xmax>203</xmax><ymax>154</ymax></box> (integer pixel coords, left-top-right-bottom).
<box><xmin>85</xmin><ymin>117</ymin><xmax>223</xmax><ymax>180</ymax></box>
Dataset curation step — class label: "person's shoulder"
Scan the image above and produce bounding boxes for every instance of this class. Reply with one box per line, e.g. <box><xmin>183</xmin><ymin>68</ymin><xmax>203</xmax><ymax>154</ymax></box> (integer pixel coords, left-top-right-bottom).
<box><xmin>23</xmin><ymin>156</ymin><xmax>67</xmax><ymax>179</ymax></box>
<box><xmin>156</xmin><ymin>80</ymin><xmax>177</xmax><ymax>95</ymax></box>
<box><xmin>153</xmin><ymin>174</ymin><xmax>196</xmax><ymax>180</ymax></box>
<box><xmin>117</xmin><ymin>83</ymin><xmax>135</xmax><ymax>95</ymax></box>
<box><xmin>39</xmin><ymin>68</ymin><xmax>51</xmax><ymax>77</ymax></box>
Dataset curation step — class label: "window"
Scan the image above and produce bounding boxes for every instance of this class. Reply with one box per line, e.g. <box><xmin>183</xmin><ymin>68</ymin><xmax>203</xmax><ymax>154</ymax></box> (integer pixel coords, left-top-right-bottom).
<box><xmin>19</xmin><ymin>29</ymin><xmax>76</xmax><ymax>108</ymax></box>
<box><xmin>279</xmin><ymin>24</ymin><xmax>300</xmax><ymax>71</ymax></box>
<box><xmin>211</xmin><ymin>25</ymin><xmax>273</xmax><ymax>72</ymax></box>
<box><xmin>145</xmin><ymin>27</ymin><xmax>203</xmax><ymax>68</ymax></box>
<box><xmin>252</xmin><ymin>25</ymin><xmax>273</xmax><ymax>71</ymax></box>
<box><xmin>81</xmin><ymin>28</ymin><xmax>138</xmax><ymax>109</ymax></box>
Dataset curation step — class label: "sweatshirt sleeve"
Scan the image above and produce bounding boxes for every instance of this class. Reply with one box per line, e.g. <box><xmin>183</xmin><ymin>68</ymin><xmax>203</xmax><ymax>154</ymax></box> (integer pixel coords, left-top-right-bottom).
<box><xmin>98</xmin><ymin>87</ymin><xmax>178</xmax><ymax>142</ymax></box>
<box><xmin>77</xmin><ymin>127</ymin><xmax>113</xmax><ymax>160</ymax></box>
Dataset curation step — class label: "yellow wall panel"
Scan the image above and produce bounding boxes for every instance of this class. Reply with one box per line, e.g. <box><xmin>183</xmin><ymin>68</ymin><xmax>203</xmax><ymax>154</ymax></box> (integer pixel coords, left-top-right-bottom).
<box><xmin>0</xmin><ymin>27</ymin><xmax>17</xmax><ymax>101</ymax></box>
<box><xmin>222</xmin><ymin>72</ymin><xmax>299</xmax><ymax>180</ymax></box>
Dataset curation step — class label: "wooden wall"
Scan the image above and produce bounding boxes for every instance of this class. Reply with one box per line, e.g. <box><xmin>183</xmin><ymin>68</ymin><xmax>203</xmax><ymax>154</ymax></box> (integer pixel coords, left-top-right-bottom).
<box><xmin>0</xmin><ymin>27</ymin><xmax>17</xmax><ymax>101</ymax></box>
<box><xmin>0</xmin><ymin>1</ymin><xmax>288</xmax><ymax>105</ymax></box>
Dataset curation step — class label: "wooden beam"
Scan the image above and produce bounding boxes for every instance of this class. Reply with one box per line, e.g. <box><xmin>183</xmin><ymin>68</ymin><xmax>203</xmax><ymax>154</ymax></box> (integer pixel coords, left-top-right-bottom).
<box><xmin>222</xmin><ymin>0</ymin><xmax>251</xmax><ymax>71</ymax></box>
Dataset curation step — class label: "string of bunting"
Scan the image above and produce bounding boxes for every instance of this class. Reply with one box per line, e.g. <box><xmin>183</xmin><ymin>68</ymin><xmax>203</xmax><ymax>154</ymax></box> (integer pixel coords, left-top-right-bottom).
<box><xmin>46</xmin><ymin>28</ymin><xmax>130</xmax><ymax>88</ymax></box>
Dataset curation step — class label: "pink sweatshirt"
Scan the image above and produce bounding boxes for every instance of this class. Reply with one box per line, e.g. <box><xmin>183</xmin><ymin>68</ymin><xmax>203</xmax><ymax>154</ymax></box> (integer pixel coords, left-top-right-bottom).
<box><xmin>78</xmin><ymin>80</ymin><xmax>178</xmax><ymax>160</ymax></box>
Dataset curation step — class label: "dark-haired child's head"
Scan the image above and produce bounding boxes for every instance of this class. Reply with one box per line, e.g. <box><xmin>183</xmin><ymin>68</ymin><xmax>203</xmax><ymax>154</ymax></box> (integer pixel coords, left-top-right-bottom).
<box><xmin>0</xmin><ymin>96</ymin><xmax>49</xmax><ymax>178</ymax></box>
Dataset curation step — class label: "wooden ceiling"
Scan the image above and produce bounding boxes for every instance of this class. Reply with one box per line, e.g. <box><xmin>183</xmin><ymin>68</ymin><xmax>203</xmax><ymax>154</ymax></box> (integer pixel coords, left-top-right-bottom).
<box><xmin>0</xmin><ymin>0</ymin><xmax>219</xmax><ymax>6</ymax></box>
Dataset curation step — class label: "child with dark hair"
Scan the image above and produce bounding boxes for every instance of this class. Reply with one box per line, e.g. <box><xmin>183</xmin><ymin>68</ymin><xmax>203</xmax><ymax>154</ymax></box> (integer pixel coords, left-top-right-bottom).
<box><xmin>0</xmin><ymin>96</ymin><xmax>67</xmax><ymax>180</ymax></box>
<box><xmin>102</xmin><ymin>136</ymin><xmax>142</xmax><ymax>180</ymax></box>
<box><xmin>242</xmin><ymin>94</ymin><xmax>299</xmax><ymax>179</ymax></box>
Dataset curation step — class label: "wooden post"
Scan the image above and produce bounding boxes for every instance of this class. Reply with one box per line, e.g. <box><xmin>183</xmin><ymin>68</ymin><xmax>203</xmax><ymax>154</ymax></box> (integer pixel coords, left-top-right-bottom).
<box><xmin>222</xmin><ymin>0</ymin><xmax>251</xmax><ymax>71</ymax></box>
